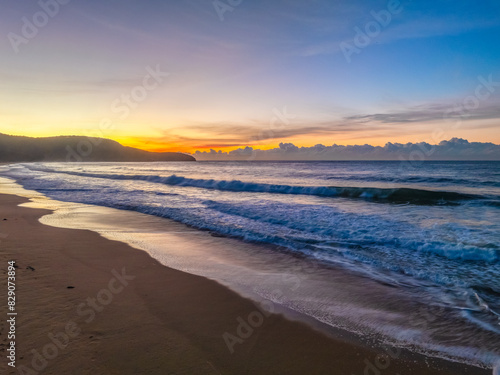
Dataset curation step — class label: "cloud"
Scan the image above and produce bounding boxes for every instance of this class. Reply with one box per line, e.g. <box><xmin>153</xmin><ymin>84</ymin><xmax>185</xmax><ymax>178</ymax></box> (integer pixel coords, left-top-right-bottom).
<box><xmin>180</xmin><ymin>97</ymin><xmax>500</xmax><ymax>141</ymax></box>
<box><xmin>133</xmin><ymin>96</ymin><xmax>500</xmax><ymax>151</ymax></box>
<box><xmin>135</xmin><ymin>120</ymin><xmax>394</xmax><ymax>150</ymax></box>
<box><xmin>193</xmin><ymin>138</ymin><xmax>500</xmax><ymax>161</ymax></box>
<box><xmin>344</xmin><ymin>100</ymin><xmax>500</xmax><ymax>124</ymax></box>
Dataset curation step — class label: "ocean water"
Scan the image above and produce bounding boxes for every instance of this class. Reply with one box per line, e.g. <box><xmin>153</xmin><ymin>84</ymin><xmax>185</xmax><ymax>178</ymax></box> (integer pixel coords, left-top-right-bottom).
<box><xmin>2</xmin><ymin>161</ymin><xmax>500</xmax><ymax>369</ymax></box>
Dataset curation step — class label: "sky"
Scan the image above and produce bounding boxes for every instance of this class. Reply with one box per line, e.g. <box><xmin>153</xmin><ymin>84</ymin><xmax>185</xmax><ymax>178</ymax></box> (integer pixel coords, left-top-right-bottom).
<box><xmin>1</xmin><ymin>0</ymin><xmax>500</xmax><ymax>155</ymax></box>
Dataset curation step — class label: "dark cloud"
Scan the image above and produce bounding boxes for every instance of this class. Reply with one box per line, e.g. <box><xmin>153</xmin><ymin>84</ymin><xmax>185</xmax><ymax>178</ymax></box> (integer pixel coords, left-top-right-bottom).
<box><xmin>143</xmin><ymin>121</ymin><xmax>392</xmax><ymax>148</ymax></box>
<box><xmin>345</xmin><ymin>101</ymin><xmax>500</xmax><ymax>124</ymax></box>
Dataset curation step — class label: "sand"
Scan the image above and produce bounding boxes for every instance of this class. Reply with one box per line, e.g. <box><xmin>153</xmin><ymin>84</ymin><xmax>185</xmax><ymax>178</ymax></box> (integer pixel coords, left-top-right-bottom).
<box><xmin>0</xmin><ymin>193</ymin><xmax>490</xmax><ymax>375</ymax></box>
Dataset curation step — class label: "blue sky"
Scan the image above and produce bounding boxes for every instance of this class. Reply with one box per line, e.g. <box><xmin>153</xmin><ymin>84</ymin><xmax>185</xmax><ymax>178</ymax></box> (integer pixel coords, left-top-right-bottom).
<box><xmin>1</xmin><ymin>0</ymin><xmax>499</xmax><ymax>152</ymax></box>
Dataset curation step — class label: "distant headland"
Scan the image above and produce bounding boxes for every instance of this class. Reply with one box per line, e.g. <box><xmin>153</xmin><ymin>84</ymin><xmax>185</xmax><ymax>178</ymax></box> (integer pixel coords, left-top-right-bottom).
<box><xmin>0</xmin><ymin>133</ymin><xmax>195</xmax><ymax>162</ymax></box>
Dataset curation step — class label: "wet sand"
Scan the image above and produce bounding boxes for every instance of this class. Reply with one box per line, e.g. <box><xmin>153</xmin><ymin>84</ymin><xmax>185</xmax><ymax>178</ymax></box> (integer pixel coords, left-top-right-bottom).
<box><xmin>0</xmin><ymin>193</ymin><xmax>490</xmax><ymax>374</ymax></box>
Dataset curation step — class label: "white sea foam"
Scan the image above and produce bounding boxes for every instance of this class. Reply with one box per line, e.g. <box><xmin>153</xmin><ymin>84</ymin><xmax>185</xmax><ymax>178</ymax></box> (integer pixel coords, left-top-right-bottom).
<box><xmin>2</xmin><ymin>161</ymin><xmax>500</xmax><ymax>369</ymax></box>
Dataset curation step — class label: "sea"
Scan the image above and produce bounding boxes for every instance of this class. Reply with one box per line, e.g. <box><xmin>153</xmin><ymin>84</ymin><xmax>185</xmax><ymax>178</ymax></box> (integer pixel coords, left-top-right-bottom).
<box><xmin>1</xmin><ymin>161</ymin><xmax>499</xmax><ymax>370</ymax></box>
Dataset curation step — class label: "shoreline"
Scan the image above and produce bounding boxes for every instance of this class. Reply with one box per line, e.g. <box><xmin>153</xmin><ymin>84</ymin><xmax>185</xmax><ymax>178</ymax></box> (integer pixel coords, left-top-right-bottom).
<box><xmin>0</xmin><ymin>191</ymin><xmax>491</xmax><ymax>374</ymax></box>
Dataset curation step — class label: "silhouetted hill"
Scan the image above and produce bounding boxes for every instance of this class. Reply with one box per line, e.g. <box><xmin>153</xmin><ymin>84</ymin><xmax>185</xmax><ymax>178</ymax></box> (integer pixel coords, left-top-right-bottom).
<box><xmin>0</xmin><ymin>134</ymin><xmax>195</xmax><ymax>162</ymax></box>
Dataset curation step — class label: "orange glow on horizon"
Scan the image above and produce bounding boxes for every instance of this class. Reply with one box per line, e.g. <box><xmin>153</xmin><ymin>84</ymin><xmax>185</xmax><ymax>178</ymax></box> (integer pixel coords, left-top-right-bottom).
<box><xmin>2</xmin><ymin>126</ymin><xmax>500</xmax><ymax>155</ymax></box>
<box><xmin>117</xmin><ymin>136</ymin><xmax>281</xmax><ymax>154</ymax></box>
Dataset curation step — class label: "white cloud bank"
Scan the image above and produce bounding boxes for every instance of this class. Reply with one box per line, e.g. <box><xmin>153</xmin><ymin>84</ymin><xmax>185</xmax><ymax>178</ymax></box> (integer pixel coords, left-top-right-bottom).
<box><xmin>193</xmin><ymin>138</ymin><xmax>500</xmax><ymax>161</ymax></box>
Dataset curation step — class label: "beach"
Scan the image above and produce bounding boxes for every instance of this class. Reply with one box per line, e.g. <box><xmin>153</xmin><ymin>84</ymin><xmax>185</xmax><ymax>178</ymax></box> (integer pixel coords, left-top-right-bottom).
<box><xmin>2</xmin><ymin>0</ymin><xmax>499</xmax><ymax>372</ymax></box>
<box><xmin>0</xmin><ymin>192</ymin><xmax>490</xmax><ymax>375</ymax></box>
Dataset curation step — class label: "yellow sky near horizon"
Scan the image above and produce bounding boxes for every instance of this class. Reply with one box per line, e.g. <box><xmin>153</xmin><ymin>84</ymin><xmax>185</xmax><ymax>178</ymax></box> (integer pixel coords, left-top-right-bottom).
<box><xmin>2</xmin><ymin>116</ymin><xmax>499</xmax><ymax>154</ymax></box>
<box><xmin>2</xmin><ymin>1</ymin><xmax>500</xmax><ymax>157</ymax></box>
